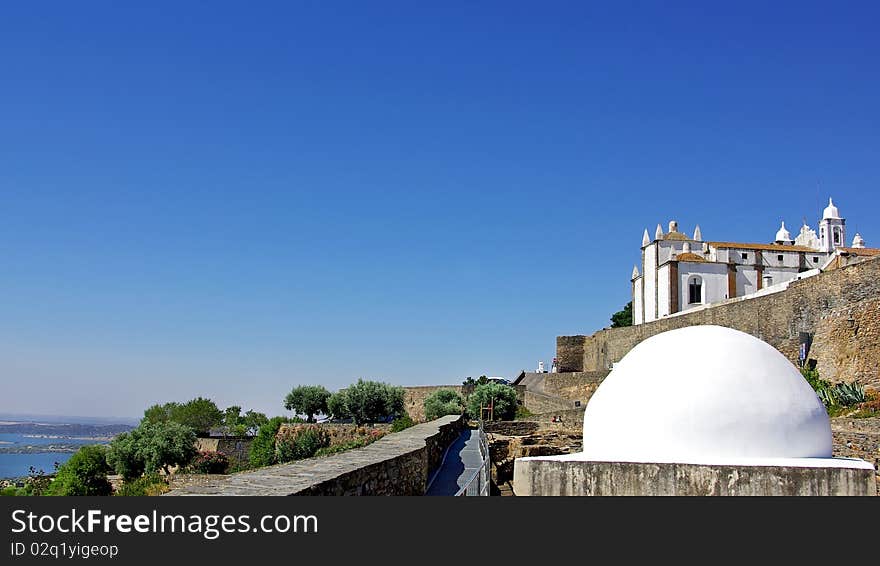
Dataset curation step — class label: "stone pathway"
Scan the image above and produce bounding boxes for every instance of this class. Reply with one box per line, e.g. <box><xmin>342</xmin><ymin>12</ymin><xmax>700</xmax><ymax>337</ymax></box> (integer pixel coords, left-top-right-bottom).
<box><xmin>425</xmin><ymin>429</ymin><xmax>484</xmax><ymax>495</ymax></box>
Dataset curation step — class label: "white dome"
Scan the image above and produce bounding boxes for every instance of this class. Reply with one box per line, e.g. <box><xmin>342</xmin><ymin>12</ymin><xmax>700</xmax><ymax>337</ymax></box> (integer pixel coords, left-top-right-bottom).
<box><xmin>852</xmin><ymin>233</ymin><xmax>865</xmax><ymax>249</ymax></box>
<box><xmin>822</xmin><ymin>197</ymin><xmax>841</xmax><ymax>220</ymax></box>
<box><xmin>580</xmin><ymin>326</ymin><xmax>832</xmax><ymax>464</ymax></box>
<box><xmin>775</xmin><ymin>221</ymin><xmax>792</xmax><ymax>242</ymax></box>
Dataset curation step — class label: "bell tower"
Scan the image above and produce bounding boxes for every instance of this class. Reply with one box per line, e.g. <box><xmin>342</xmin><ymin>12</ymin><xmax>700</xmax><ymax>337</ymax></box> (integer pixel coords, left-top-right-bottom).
<box><xmin>818</xmin><ymin>198</ymin><xmax>845</xmax><ymax>252</ymax></box>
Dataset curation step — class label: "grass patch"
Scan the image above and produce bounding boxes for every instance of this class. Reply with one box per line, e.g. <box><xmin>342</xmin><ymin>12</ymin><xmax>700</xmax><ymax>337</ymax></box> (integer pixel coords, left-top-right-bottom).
<box><xmin>514</xmin><ymin>405</ymin><xmax>533</xmax><ymax>420</ymax></box>
<box><xmin>114</xmin><ymin>474</ymin><xmax>169</xmax><ymax>496</ymax></box>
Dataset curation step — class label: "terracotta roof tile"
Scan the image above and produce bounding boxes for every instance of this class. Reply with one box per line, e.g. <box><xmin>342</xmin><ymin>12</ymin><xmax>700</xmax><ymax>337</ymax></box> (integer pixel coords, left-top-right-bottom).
<box><xmin>836</xmin><ymin>247</ymin><xmax>880</xmax><ymax>256</ymax></box>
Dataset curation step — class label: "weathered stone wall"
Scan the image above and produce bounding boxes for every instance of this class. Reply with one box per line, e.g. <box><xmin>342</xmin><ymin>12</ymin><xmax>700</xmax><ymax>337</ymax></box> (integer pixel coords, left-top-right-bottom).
<box><xmin>194</xmin><ymin>437</ymin><xmax>253</xmax><ymax>470</ymax></box>
<box><xmin>558</xmin><ymin>257</ymin><xmax>880</xmax><ymax>389</ymax></box>
<box><xmin>404</xmin><ymin>385</ymin><xmax>465</xmax><ymax>422</ymax></box>
<box><xmin>166</xmin><ymin>415</ymin><xmax>466</xmax><ymax>496</ymax></box>
<box><xmin>542</xmin><ymin>372</ymin><xmax>608</xmax><ymax>402</ymax></box>
<box><xmin>513</xmin><ymin>458</ymin><xmax>875</xmax><ymax>496</ymax></box>
<box><xmin>831</xmin><ymin>417</ymin><xmax>880</xmax><ymax>493</ymax></box>
<box><xmin>523</xmin><ymin>390</ymin><xmax>577</xmax><ymax>414</ymax></box>
<box><xmin>557</xmin><ymin>336</ymin><xmax>588</xmax><ymax>374</ymax></box>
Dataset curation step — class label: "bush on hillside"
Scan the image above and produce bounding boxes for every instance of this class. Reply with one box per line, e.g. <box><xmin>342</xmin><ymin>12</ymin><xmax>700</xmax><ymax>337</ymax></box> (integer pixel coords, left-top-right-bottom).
<box><xmin>327</xmin><ymin>380</ymin><xmax>405</xmax><ymax>425</ymax></box>
<box><xmin>249</xmin><ymin>416</ymin><xmax>297</xmax><ymax>468</ymax></box>
<box><xmin>391</xmin><ymin>415</ymin><xmax>415</xmax><ymax>432</ymax></box>
<box><xmin>467</xmin><ymin>383</ymin><xmax>518</xmax><ymax>421</ymax></box>
<box><xmin>275</xmin><ymin>424</ymin><xmax>331</xmax><ymax>463</ymax></box>
<box><xmin>114</xmin><ymin>473</ymin><xmax>168</xmax><ymax>496</ymax></box>
<box><xmin>186</xmin><ymin>451</ymin><xmax>230</xmax><ymax>474</ymax></box>
<box><xmin>46</xmin><ymin>445</ymin><xmax>112</xmax><ymax>496</ymax></box>
<box><xmin>106</xmin><ymin>421</ymin><xmax>197</xmax><ymax>480</ymax></box>
<box><xmin>424</xmin><ymin>389</ymin><xmax>463</xmax><ymax>421</ymax></box>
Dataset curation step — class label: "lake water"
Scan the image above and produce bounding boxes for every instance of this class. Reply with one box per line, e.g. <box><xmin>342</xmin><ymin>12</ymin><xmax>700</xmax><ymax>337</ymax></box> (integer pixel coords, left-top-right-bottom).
<box><xmin>0</xmin><ymin>433</ymin><xmax>99</xmax><ymax>479</ymax></box>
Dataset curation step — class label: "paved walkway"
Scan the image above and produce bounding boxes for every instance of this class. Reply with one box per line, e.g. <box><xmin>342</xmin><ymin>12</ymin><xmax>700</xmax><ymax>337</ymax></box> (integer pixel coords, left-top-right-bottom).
<box><xmin>425</xmin><ymin>429</ymin><xmax>484</xmax><ymax>496</ymax></box>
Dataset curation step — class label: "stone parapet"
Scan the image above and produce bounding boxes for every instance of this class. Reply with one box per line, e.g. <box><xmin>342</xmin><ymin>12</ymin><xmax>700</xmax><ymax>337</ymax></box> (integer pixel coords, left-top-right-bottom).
<box><xmin>513</xmin><ymin>457</ymin><xmax>875</xmax><ymax>496</ymax></box>
<box><xmin>166</xmin><ymin>415</ymin><xmax>466</xmax><ymax>496</ymax></box>
<box><xmin>558</xmin><ymin>256</ymin><xmax>880</xmax><ymax>389</ymax></box>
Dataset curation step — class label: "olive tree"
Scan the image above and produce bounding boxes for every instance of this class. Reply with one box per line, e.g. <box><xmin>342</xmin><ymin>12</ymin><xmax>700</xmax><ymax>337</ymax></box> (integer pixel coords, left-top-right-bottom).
<box><xmin>107</xmin><ymin>421</ymin><xmax>197</xmax><ymax>479</ymax></box>
<box><xmin>467</xmin><ymin>383</ymin><xmax>518</xmax><ymax>421</ymax></box>
<box><xmin>328</xmin><ymin>380</ymin><xmax>405</xmax><ymax>425</ymax></box>
<box><xmin>424</xmin><ymin>389</ymin><xmax>464</xmax><ymax>421</ymax></box>
<box><xmin>283</xmin><ymin>385</ymin><xmax>331</xmax><ymax>422</ymax></box>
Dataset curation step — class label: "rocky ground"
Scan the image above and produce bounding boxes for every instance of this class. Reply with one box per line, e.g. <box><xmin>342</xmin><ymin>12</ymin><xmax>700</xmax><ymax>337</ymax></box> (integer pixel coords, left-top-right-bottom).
<box><xmin>486</xmin><ymin>421</ymin><xmax>582</xmax><ymax>496</ymax></box>
<box><xmin>488</xmin><ymin>416</ymin><xmax>880</xmax><ymax>496</ymax></box>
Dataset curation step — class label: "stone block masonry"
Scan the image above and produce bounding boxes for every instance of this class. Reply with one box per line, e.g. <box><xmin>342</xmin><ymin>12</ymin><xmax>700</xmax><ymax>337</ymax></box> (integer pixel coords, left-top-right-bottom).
<box><xmin>513</xmin><ymin>458</ymin><xmax>875</xmax><ymax>496</ymax></box>
<box><xmin>166</xmin><ymin>415</ymin><xmax>466</xmax><ymax>496</ymax></box>
<box><xmin>404</xmin><ymin>385</ymin><xmax>465</xmax><ymax>422</ymax></box>
<box><xmin>195</xmin><ymin>437</ymin><xmax>253</xmax><ymax>470</ymax></box>
<box><xmin>557</xmin><ymin>256</ymin><xmax>880</xmax><ymax>389</ymax></box>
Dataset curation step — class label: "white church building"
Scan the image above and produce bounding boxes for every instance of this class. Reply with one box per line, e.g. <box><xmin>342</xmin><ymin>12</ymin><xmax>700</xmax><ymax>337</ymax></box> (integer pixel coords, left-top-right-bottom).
<box><xmin>632</xmin><ymin>198</ymin><xmax>877</xmax><ymax>325</ymax></box>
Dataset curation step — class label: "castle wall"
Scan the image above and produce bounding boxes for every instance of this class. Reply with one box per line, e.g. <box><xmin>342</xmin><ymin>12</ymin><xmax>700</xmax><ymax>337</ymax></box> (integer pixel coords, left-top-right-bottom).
<box><xmin>403</xmin><ymin>385</ymin><xmax>465</xmax><ymax>422</ymax></box>
<box><xmin>558</xmin><ymin>256</ymin><xmax>880</xmax><ymax>390</ymax></box>
<box><xmin>168</xmin><ymin>415</ymin><xmax>467</xmax><ymax>496</ymax></box>
<box><xmin>513</xmin><ymin>458</ymin><xmax>875</xmax><ymax>496</ymax></box>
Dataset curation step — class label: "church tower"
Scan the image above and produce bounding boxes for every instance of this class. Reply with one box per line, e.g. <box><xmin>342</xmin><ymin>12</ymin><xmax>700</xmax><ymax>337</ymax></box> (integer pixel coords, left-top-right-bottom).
<box><xmin>819</xmin><ymin>198</ymin><xmax>846</xmax><ymax>252</ymax></box>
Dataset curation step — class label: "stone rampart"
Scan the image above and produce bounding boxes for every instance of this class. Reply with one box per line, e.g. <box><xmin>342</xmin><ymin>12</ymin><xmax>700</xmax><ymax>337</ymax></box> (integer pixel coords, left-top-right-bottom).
<box><xmin>558</xmin><ymin>257</ymin><xmax>880</xmax><ymax>389</ymax></box>
<box><xmin>513</xmin><ymin>458</ymin><xmax>875</xmax><ymax>496</ymax></box>
<box><xmin>523</xmin><ymin>390</ymin><xmax>577</xmax><ymax>414</ymax></box>
<box><xmin>404</xmin><ymin>385</ymin><xmax>466</xmax><ymax>422</ymax></box>
<box><xmin>542</xmin><ymin>372</ymin><xmax>608</xmax><ymax>402</ymax></box>
<box><xmin>166</xmin><ymin>415</ymin><xmax>466</xmax><ymax>496</ymax></box>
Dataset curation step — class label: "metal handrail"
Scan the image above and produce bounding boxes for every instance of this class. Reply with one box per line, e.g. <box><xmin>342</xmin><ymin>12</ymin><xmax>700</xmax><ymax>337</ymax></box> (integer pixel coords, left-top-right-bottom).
<box><xmin>455</xmin><ymin>420</ymin><xmax>490</xmax><ymax>496</ymax></box>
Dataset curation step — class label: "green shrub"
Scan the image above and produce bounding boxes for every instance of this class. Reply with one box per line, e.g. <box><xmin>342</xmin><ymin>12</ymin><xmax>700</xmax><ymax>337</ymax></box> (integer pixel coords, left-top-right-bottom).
<box><xmin>467</xmin><ymin>383</ymin><xmax>518</xmax><ymax>421</ymax></box>
<box><xmin>186</xmin><ymin>451</ymin><xmax>230</xmax><ymax>474</ymax></box>
<box><xmin>114</xmin><ymin>473</ymin><xmax>168</xmax><ymax>496</ymax></box>
<box><xmin>46</xmin><ymin>445</ymin><xmax>112</xmax><ymax>496</ymax></box>
<box><xmin>249</xmin><ymin>416</ymin><xmax>296</xmax><ymax>468</ymax></box>
<box><xmin>18</xmin><ymin>466</ymin><xmax>56</xmax><ymax>496</ymax></box>
<box><xmin>326</xmin><ymin>392</ymin><xmax>347</xmax><ymax>420</ymax></box>
<box><xmin>0</xmin><ymin>486</ymin><xmax>22</xmax><ymax>496</ymax></box>
<box><xmin>284</xmin><ymin>385</ymin><xmax>331</xmax><ymax>422</ymax></box>
<box><xmin>329</xmin><ymin>380</ymin><xmax>405</xmax><ymax>425</ymax></box>
<box><xmin>801</xmin><ymin>367</ymin><xmax>867</xmax><ymax>409</ymax></box>
<box><xmin>275</xmin><ymin>424</ymin><xmax>331</xmax><ymax>463</ymax></box>
<box><xmin>105</xmin><ymin>432</ymin><xmax>143</xmax><ymax>481</ymax></box>
<box><xmin>515</xmin><ymin>405</ymin><xmax>533</xmax><ymax>420</ymax></box>
<box><xmin>391</xmin><ymin>415</ymin><xmax>415</xmax><ymax>432</ymax></box>
<box><xmin>106</xmin><ymin>421</ymin><xmax>197</xmax><ymax>479</ymax></box>
<box><xmin>142</xmin><ymin>397</ymin><xmax>223</xmax><ymax>436</ymax></box>
<box><xmin>424</xmin><ymin>389</ymin><xmax>463</xmax><ymax>421</ymax></box>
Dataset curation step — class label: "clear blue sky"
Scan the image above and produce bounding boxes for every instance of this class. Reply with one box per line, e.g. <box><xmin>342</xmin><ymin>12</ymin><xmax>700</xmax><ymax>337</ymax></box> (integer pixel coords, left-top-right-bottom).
<box><xmin>2</xmin><ymin>1</ymin><xmax>878</xmax><ymax>419</ymax></box>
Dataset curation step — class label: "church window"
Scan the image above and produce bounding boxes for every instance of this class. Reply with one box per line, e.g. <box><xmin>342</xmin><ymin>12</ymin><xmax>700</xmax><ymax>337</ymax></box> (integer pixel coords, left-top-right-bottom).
<box><xmin>813</xmin><ymin>257</ymin><xmax>819</xmax><ymax>263</ymax></box>
<box><xmin>834</xmin><ymin>230</ymin><xmax>840</xmax><ymax>245</ymax></box>
<box><xmin>777</xmin><ymin>255</ymin><xmax>784</xmax><ymax>261</ymax></box>
<box><xmin>688</xmin><ymin>277</ymin><xmax>702</xmax><ymax>304</ymax></box>
<box><xmin>741</xmin><ymin>253</ymin><xmax>748</xmax><ymax>261</ymax></box>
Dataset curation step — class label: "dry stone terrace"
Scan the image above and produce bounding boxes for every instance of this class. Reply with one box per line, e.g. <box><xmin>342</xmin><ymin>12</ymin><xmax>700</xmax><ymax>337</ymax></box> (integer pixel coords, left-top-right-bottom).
<box><xmin>165</xmin><ymin>415</ymin><xmax>466</xmax><ymax>496</ymax></box>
